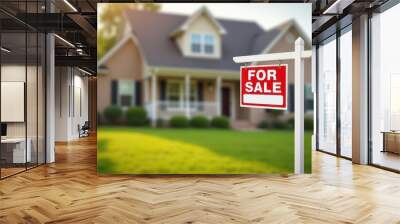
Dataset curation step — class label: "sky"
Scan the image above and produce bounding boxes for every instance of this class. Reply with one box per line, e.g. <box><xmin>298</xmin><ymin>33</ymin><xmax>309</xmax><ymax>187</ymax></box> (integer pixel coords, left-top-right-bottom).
<box><xmin>161</xmin><ymin>3</ymin><xmax>311</xmax><ymax>38</ymax></box>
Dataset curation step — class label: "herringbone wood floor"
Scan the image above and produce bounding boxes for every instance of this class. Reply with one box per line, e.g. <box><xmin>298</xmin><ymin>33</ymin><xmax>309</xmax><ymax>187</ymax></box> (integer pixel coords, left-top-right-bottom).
<box><xmin>1</xmin><ymin>135</ymin><xmax>400</xmax><ymax>224</ymax></box>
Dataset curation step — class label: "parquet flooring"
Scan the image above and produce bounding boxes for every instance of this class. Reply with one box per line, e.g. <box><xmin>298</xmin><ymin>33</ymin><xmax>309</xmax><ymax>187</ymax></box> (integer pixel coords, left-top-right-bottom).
<box><xmin>0</xmin><ymin>135</ymin><xmax>400</xmax><ymax>223</ymax></box>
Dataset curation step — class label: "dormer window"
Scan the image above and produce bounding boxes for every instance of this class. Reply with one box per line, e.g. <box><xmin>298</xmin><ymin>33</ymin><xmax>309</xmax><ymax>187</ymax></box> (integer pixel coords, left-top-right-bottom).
<box><xmin>190</xmin><ymin>33</ymin><xmax>215</xmax><ymax>55</ymax></box>
<box><xmin>191</xmin><ymin>34</ymin><xmax>202</xmax><ymax>53</ymax></box>
<box><xmin>204</xmin><ymin>34</ymin><xmax>214</xmax><ymax>54</ymax></box>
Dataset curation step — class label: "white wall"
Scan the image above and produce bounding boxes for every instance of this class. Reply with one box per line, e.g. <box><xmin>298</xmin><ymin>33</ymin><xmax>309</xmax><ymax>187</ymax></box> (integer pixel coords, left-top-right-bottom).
<box><xmin>55</xmin><ymin>67</ymin><xmax>89</xmax><ymax>141</ymax></box>
<box><xmin>1</xmin><ymin>65</ymin><xmax>33</xmax><ymax>137</ymax></box>
<box><xmin>55</xmin><ymin>67</ymin><xmax>69</xmax><ymax>141</ymax></box>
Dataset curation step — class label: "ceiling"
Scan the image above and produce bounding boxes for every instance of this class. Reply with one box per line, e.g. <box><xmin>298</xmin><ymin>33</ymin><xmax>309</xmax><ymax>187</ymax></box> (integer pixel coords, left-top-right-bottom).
<box><xmin>0</xmin><ymin>0</ymin><xmax>99</xmax><ymax>73</ymax></box>
<box><xmin>310</xmin><ymin>0</ymin><xmax>391</xmax><ymax>43</ymax></box>
<box><xmin>0</xmin><ymin>0</ymin><xmax>396</xmax><ymax>73</ymax></box>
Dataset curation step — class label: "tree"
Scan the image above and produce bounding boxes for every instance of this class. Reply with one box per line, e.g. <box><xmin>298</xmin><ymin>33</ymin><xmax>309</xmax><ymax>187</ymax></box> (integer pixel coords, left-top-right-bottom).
<box><xmin>97</xmin><ymin>3</ymin><xmax>160</xmax><ymax>59</ymax></box>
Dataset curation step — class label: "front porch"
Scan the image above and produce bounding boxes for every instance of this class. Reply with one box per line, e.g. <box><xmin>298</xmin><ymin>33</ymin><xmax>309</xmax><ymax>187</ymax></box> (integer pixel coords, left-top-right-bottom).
<box><xmin>142</xmin><ymin>71</ymin><xmax>251</xmax><ymax>126</ymax></box>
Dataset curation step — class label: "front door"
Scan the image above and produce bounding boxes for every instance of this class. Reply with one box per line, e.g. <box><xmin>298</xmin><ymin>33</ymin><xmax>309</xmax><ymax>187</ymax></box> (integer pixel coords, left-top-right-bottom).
<box><xmin>222</xmin><ymin>87</ymin><xmax>231</xmax><ymax>117</ymax></box>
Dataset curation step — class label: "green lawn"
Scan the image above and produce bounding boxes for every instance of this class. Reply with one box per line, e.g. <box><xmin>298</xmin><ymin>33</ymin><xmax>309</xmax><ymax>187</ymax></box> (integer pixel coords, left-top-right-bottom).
<box><xmin>97</xmin><ymin>127</ymin><xmax>312</xmax><ymax>174</ymax></box>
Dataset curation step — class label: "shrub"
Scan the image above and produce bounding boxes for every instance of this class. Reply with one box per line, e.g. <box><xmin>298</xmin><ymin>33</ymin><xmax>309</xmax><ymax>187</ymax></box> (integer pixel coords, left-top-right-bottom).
<box><xmin>103</xmin><ymin>105</ymin><xmax>122</xmax><ymax>124</ymax></box>
<box><xmin>156</xmin><ymin>118</ymin><xmax>165</xmax><ymax>128</ymax></box>
<box><xmin>258</xmin><ymin>120</ymin><xmax>270</xmax><ymax>129</ymax></box>
<box><xmin>170</xmin><ymin>115</ymin><xmax>189</xmax><ymax>128</ymax></box>
<box><xmin>126</xmin><ymin>107</ymin><xmax>147</xmax><ymax>126</ymax></box>
<box><xmin>280</xmin><ymin>117</ymin><xmax>313</xmax><ymax>130</ymax></box>
<box><xmin>211</xmin><ymin>116</ymin><xmax>230</xmax><ymax>129</ymax></box>
<box><xmin>271</xmin><ymin>120</ymin><xmax>289</xmax><ymax>130</ymax></box>
<box><xmin>190</xmin><ymin>115</ymin><xmax>209</xmax><ymax>128</ymax></box>
<box><xmin>304</xmin><ymin>117</ymin><xmax>313</xmax><ymax>131</ymax></box>
<box><xmin>97</xmin><ymin>111</ymin><xmax>103</xmax><ymax>125</ymax></box>
<box><xmin>266</xmin><ymin>109</ymin><xmax>284</xmax><ymax>118</ymax></box>
<box><xmin>287</xmin><ymin>117</ymin><xmax>295</xmax><ymax>129</ymax></box>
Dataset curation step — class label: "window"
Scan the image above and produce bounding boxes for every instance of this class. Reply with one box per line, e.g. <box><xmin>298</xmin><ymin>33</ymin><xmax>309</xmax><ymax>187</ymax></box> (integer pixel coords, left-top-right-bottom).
<box><xmin>118</xmin><ymin>80</ymin><xmax>135</xmax><ymax>107</ymax></box>
<box><xmin>166</xmin><ymin>81</ymin><xmax>182</xmax><ymax>109</ymax></box>
<box><xmin>166</xmin><ymin>80</ymin><xmax>198</xmax><ymax>109</ymax></box>
<box><xmin>305</xmin><ymin>84</ymin><xmax>314</xmax><ymax>112</ymax></box>
<box><xmin>190</xmin><ymin>82</ymin><xmax>198</xmax><ymax>108</ymax></box>
<box><xmin>190</xmin><ymin>33</ymin><xmax>215</xmax><ymax>55</ymax></box>
<box><xmin>0</xmin><ymin>2</ymin><xmax>46</xmax><ymax>179</ymax></box>
<box><xmin>204</xmin><ymin>34</ymin><xmax>214</xmax><ymax>54</ymax></box>
<box><xmin>191</xmin><ymin>34</ymin><xmax>201</xmax><ymax>53</ymax></box>
<box><xmin>339</xmin><ymin>28</ymin><xmax>352</xmax><ymax>158</ymax></box>
<box><xmin>317</xmin><ymin>36</ymin><xmax>337</xmax><ymax>155</ymax></box>
<box><xmin>370</xmin><ymin>3</ymin><xmax>400</xmax><ymax>171</ymax></box>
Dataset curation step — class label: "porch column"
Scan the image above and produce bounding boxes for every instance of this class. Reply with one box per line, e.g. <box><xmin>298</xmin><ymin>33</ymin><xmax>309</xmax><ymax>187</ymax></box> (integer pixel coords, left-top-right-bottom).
<box><xmin>151</xmin><ymin>74</ymin><xmax>157</xmax><ymax>127</ymax></box>
<box><xmin>144</xmin><ymin>77</ymin><xmax>148</xmax><ymax>103</ymax></box>
<box><xmin>216</xmin><ymin>76</ymin><xmax>222</xmax><ymax>116</ymax></box>
<box><xmin>185</xmin><ymin>75</ymin><xmax>191</xmax><ymax>118</ymax></box>
<box><xmin>144</xmin><ymin>77</ymin><xmax>149</xmax><ymax>123</ymax></box>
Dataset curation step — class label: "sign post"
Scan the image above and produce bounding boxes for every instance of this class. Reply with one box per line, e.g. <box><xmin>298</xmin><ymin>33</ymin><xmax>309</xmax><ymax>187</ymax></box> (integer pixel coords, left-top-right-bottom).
<box><xmin>233</xmin><ymin>37</ymin><xmax>311</xmax><ymax>174</ymax></box>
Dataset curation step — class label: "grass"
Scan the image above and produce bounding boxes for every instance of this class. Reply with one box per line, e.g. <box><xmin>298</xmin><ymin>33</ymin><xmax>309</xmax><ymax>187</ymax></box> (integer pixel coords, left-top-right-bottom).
<box><xmin>97</xmin><ymin>127</ymin><xmax>312</xmax><ymax>174</ymax></box>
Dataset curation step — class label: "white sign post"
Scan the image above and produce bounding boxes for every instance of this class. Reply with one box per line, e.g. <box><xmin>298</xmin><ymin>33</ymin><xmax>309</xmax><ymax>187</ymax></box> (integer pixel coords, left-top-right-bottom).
<box><xmin>233</xmin><ymin>37</ymin><xmax>312</xmax><ymax>174</ymax></box>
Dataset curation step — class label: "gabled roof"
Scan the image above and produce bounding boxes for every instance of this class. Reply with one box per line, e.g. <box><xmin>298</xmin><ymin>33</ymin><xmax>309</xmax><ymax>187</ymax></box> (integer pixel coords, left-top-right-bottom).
<box><xmin>99</xmin><ymin>9</ymin><xmax>308</xmax><ymax>72</ymax></box>
<box><xmin>170</xmin><ymin>6</ymin><xmax>227</xmax><ymax>37</ymax></box>
<box><xmin>259</xmin><ymin>19</ymin><xmax>312</xmax><ymax>54</ymax></box>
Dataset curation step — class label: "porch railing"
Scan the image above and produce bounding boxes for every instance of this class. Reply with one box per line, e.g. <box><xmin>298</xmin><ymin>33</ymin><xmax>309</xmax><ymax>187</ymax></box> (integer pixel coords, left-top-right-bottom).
<box><xmin>146</xmin><ymin>101</ymin><xmax>218</xmax><ymax>119</ymax></box>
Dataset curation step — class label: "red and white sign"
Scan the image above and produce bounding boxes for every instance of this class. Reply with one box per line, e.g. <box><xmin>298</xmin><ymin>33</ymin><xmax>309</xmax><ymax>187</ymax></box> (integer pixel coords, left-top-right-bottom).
<box><xmin>240</xmin><ymin>65</ymin><xmax>288</xmax><ymax>110</ymax></box>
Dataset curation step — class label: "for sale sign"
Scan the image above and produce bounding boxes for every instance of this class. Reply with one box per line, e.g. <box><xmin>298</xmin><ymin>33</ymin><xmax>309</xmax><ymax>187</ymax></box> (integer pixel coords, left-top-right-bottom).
<box><xmin>240</xmin><ymin>65</ymin><xmax>288</xmax><ymax>110</ymax></box>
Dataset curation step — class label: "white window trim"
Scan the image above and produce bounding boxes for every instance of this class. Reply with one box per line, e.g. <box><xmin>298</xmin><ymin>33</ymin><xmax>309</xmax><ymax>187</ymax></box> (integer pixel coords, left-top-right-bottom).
<box><xmin>190</xmin><ymin>33</ymin><xmax>202</xmax><ymax>54</ymax></box>
<box><xmin>118</xmin><ymin>80</ymin><xmax>135</xmax><ymax>108</ymax></box>
<box><xmin>165</xmin><ymin>80</ymin><xmax>199</xmax><ymax>111</ymax></box>
<box><xmin>203</xmin><ymin>34</ymin><xmax>215</xmax><ymax>54</ymax></box>
<box><xmin>166</xmin><ymin>80</ymin><xmax>184</xmax><ymax>111</ymax></box>
<box><xmin>189</xmin><ymin>33</ymin><xmax>216</xmax><ymax>57</ymax></box>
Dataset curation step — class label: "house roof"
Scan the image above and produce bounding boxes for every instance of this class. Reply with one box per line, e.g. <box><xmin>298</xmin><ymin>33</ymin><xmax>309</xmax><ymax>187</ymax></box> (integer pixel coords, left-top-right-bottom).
<box><xmin>170</xmin><ymin>6</ymin><xmax>227</xmax><ymax>37</ymax></box>
<box><xmin>99</xmin><ymin>9</ymin><xmax>301</xmax><ymax>72</ymax></box>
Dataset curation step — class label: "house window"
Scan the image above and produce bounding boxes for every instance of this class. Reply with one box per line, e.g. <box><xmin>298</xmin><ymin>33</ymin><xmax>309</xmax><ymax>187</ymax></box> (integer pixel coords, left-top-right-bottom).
<box><xmin>118</xmin><ymin>80</ymin><xmax>135</xmax><ymax>107</ymax></box>
<box><xmin>166</xmin><ymin>80</ymin><xmax>198</xmax><ymax>109</ymax></box>
<box><xmin>204</xmin><ymin>34</ymin><xmax>215</xmax><ymax>54</ymax></box>
<box><xmin>166</xmin><ymin>81</ymin><xmax>183</xmax><ymax>109</ymax></box>
<box><xmin>190</xmin><ymin>33</ymin><xmax>215</xmax><ymax>55</ymax></box>
<box><xmin>191</xmin><ymin>34</ymin><xmax>202</xmax><ymax>53</ymax></box>
<box><xmin>288</xmin><ymin>84</ymin><xmax>313</xmax><ymax>113</ymax></box>
<box><xmin>305</xmin><ymin>84</ymin><xmax>313</xmax><ymax>112</ymax></box>
<box><xmin>190</xmin><ymin>82</ymin><xmax>198</xmax><ymax>108</ymax></box>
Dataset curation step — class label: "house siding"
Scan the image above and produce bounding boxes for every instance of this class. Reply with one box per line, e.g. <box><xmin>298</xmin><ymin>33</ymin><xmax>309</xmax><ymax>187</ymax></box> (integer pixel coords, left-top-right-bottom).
<box><xmin>98</xmin><ymin>40</ymin><xmax>144</xmax><ymax>112</ymax></box>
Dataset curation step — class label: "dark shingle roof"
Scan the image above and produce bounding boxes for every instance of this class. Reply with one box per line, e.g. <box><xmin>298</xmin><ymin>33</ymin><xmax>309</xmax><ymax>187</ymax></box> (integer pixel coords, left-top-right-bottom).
<box><xmin>124</xmin><ymin>10</ymin><xmax>283</xmax><ymax>71</ymax></box>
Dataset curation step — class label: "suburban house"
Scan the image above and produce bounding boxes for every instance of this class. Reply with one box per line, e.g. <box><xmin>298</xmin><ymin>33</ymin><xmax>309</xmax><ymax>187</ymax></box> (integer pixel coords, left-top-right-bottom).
<box><xmin>97</xmin><ymin>7</ymin><xmax>312</xmax><ymax>127</ymax></box>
